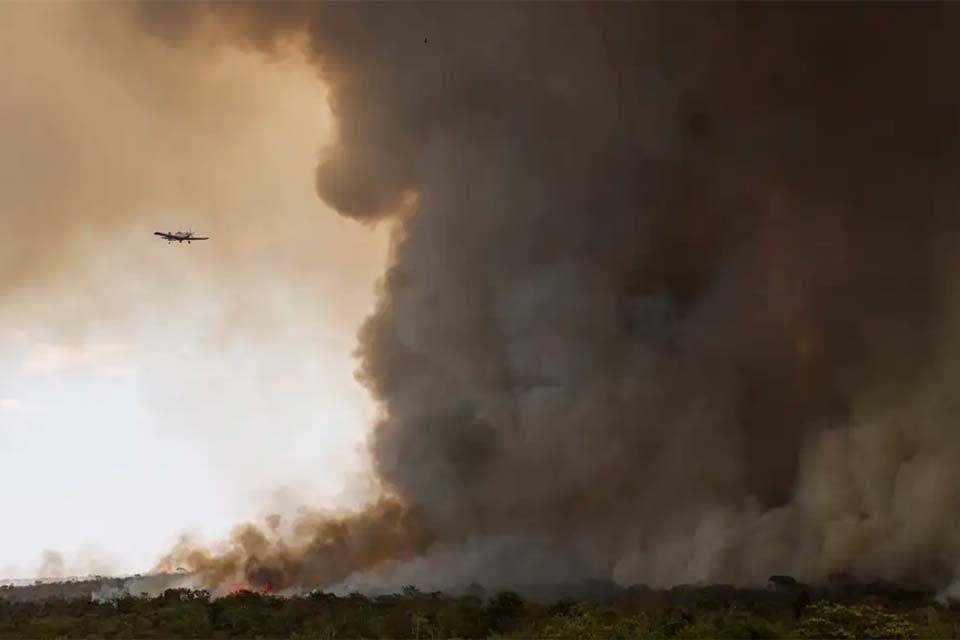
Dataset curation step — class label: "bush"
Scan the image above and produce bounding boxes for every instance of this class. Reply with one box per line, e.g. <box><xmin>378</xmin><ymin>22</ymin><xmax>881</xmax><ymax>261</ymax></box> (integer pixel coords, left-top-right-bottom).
<box><xmin>798</xmin><ymin>602</ymin><xmax>916</xmax><ymax>639</ymax></box>
<box><xmin>486</xmin><ymin>591</ymin><xmax>524</xmax><ymax>633</ymax></box>
<box><xmin>535</xmin><ymin>602</ymin><xmax>651</xmax><ymax>639</ymax></box>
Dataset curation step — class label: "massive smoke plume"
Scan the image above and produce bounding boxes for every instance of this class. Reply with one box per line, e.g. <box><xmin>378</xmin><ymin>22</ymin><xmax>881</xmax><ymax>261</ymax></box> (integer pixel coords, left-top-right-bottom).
<box><xmin>145</xmin><ymin>4</ymin><xmax>960</xmax><ymax>592</ymax></box>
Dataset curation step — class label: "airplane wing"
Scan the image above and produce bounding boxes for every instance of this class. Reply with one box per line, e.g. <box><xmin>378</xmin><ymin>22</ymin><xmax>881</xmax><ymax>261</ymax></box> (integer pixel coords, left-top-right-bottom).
<box><xmin>154</xmin><ymin>232</ymin><xmax>176</xmax><ymax>240</ymax></box>
<box><xmin>190</xmin><ymin>237</ymin><xmax>210</xmax><ymax>240</ymax></box>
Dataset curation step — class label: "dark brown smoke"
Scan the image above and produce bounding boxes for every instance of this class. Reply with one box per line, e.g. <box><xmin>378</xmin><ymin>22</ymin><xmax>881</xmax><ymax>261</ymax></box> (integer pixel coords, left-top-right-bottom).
<box><xmin>147</xmin><ymin>3</ymin><xmax>960</xmax><ymax>591</ymax></box>
<box><xmin>157</xmin><ymin>498</ymin><xmax>432</xmax><ymax>593</ymax></box>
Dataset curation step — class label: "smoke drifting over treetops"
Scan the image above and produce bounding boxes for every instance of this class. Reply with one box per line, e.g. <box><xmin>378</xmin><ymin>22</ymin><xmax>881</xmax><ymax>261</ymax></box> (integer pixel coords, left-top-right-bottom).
<box><xmin>144</xmin><ymin>4</ymin><xmax>960</xmax><ymax>592</ymax></box>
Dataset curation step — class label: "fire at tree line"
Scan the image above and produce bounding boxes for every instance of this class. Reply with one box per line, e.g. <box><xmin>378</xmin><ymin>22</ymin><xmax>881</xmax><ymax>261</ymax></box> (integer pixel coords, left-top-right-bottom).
<box><xmin>0</xmin><ymin>575</ymin><xmax>959</xmax><ymax>638</ymax></box>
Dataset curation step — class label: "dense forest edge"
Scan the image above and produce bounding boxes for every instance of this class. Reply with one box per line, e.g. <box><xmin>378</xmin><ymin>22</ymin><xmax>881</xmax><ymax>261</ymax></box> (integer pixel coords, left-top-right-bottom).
<box><xmin>1</xmin><ymin>578</ymin><xmax>959</xmax><ymax>638</ymax></box>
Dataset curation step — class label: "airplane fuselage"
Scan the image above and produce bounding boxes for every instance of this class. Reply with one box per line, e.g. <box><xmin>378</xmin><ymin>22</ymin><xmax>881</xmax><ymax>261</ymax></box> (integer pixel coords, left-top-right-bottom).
<box><xmin>153</xmin><ymin>231</ymin><xmax>209</xmax><ymax>244</ymax></box>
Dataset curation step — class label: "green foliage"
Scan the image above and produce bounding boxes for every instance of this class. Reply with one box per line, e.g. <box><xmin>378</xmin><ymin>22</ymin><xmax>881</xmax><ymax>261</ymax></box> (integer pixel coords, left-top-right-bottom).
<box><xmin>640</xmin><ymin>604</ymin><xmax>787</xmax><ymax>639</ymax></box>
<box><xmin>673</xmin><ymin>621</ymin><xmax>722</xmax><ymax>638</ymax></box>
<box><xmin>0</xmin><ymin>586</ymin><xmax>950</xmax><ymax>639</ymax></box>
<box><xmin>798</xmin><ymin>602</ymin><xmax>916</xmax><ymax>639</ymax></box>
<box><xmin>535</xmin><ymin>603</ymin><xmax>651</xmax><ymax>639</ymax></box>
<box><xmin>647</xmin><ymin>608</ymin><xmax>691</xmax><ymax>638</ymax></box>
<box><xmin>485</xmin><ymin>590</ymin><xmax>524</xmax><ymax>634</ymax></box>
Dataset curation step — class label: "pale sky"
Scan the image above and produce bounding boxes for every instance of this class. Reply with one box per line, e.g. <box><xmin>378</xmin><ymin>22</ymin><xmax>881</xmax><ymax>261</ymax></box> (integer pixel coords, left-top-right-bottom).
<box><xmin>0</xmin><ymin>3</ymin><xmax>389</xmax><ymax>578</ymax></box>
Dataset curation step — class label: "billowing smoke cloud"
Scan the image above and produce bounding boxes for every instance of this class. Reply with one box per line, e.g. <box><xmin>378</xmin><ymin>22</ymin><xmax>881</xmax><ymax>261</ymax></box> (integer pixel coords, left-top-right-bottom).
<box><xmin>37</xmin><ymin>551</ymin><xmax>65</xmax><ymax>581</ymax></box>
<box><xmin>145</xmin><ymin>4</ymin><xmax>960</xmax><ymax>591</ymax></box>
<box><xmin>32</xmin><ymin>547</ymin><xmax>116</xmax><ymax>582</ymax></box>
<box><xmin>156</xmin><ymin>498</ymin><xmax>433</xmax><ymax>593</ymax></box>
<box><xmin>0</xmin><ymin>2</ymin><xmax>393</xmax><ymax>578</ymax></box>
<box><xmin>0</xmin><ymin>1</ymin><xmax>384</xmax><ymax>340</ymax></box>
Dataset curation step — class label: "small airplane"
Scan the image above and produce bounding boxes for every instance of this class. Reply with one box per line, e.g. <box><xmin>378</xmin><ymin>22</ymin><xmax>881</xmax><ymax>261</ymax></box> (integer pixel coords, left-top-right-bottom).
<box><xmin>153</xmin><ymin>230</ymin><xmax>209</xmax><ymax>244</ymax></box>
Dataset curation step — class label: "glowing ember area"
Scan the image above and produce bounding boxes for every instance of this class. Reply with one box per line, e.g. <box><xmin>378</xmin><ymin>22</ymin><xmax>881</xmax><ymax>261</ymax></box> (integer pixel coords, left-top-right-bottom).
<box><xmin>216</xmin><ymin>577</ymin><xmax>278</xmax><ymax>599</ymax></box>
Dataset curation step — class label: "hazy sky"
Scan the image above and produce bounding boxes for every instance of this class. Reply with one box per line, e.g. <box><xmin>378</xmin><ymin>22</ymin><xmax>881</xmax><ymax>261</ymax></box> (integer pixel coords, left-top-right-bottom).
<box><xmin>0</xmin><ymin>2</ymin><xmax>389</xmax><ymax>578</ymax></box>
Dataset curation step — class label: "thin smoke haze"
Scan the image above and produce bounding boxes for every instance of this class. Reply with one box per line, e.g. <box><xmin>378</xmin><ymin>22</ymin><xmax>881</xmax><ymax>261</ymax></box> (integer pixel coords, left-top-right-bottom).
<box><xmin>0</xmin><ymin>0</ymin><xmax>388</xmax><ymax>579</ymax></box>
